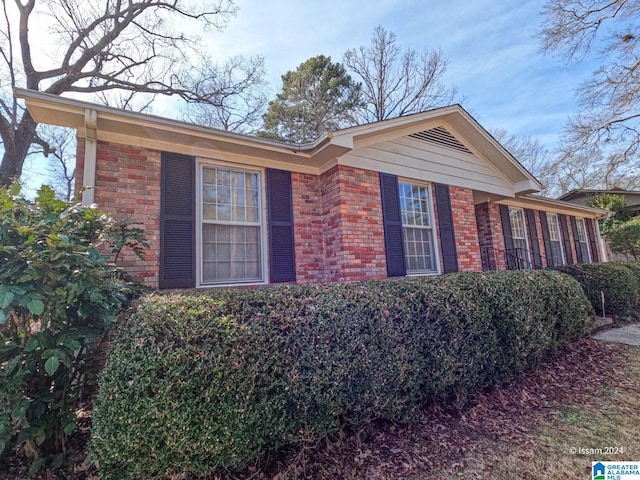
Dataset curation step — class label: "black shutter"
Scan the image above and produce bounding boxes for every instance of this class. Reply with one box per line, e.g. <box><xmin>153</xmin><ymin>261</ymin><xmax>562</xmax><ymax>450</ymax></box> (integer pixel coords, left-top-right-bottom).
<box><xmin>538</xmin><ymin>211</ymin><xmax>553</xmax><ymax>266</ymax></box>
<box><xmin>525</xmin><ymin>209</ymin><xmax>542</xmax><ymax>268</ymax></box>
<box><xmin>159</xmin><ymin>152</ymin><xmax>195</xmax><ymax>289</ymax></box>
<box><xmin>558</xmin><ymin>214</ymin><xmax>574</xmax><ymax>264</ymax></box>
<box><xmin>499</xmin><ymin>204</ymin><xmax>516</xmax><ymax>270</ymax></box>
<box><xmin>267</xmin><ymin>169</ymin><xmax>296</xmax><ymax>283</ymax></box>
<box><xmin>586</xmin><ymin>218</ymin><xmax>600</xmax><ymax>262</ymax></box>
<box><xmin>380</xmin><ymin>173</ymin><xmax>406</xmax><ymax>277</ymax></box>
<box><xmin>570</xmin><ymin>216</ymin><xmax>585</xmax><ymax>263</ymax></box>
<box><xmin>499</xmin><ymin>204</ymin><xmax>514</xmax><ymax>251</ymax></box>
<box><xmin>434</xmin><ymin>183</ymin><xmax>458</xmax><ymax>273</ymax></box>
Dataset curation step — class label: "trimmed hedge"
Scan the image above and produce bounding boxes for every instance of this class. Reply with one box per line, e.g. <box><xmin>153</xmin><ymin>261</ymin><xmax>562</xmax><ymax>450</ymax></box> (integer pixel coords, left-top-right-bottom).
<box><xmin>557</xmin><ymin>262</ymin><xmax>640</xmax><ymax>320</ymax></box>
<box><xmin>621</xmin><ymin>261</ymin><xmax>640</xmax><ymax>287</ymax></box>
<box><xmin>92</xmin><ymin>270</ymin><xmax>593</xmax><ymax>479</ymax></box>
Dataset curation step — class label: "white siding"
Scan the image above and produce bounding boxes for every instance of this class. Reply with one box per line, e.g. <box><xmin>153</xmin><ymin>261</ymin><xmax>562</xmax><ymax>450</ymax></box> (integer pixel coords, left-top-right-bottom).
<box><xmin>338</xmin><ymin>136</ymin><xmax>515</xmax><ymax>196</ymax></box>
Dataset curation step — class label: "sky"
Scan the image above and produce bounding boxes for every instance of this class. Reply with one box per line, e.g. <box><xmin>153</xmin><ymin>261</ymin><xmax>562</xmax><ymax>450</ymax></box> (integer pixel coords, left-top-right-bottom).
<box><xmin>171</xmin><ymin>0</ymin><xmax>598</xmax><ymax>147</ymax></box>
<box><xmin>21</xmin><ymin>0</ymin><xmax>601</xmax><ymax>192</ymax></box>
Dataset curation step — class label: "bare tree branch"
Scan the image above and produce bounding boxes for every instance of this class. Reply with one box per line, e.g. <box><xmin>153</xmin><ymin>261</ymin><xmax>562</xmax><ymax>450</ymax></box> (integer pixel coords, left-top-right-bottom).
<box><xmin>492</xmin><ymin>128</ymin><xmax>555</xmax><ymax>196</ymax></box>
<box><xmin>344</xmin><ymin>26</ymin><xmax>457</xmax><ymax>123</ymax></box>
<box><xmin>539</xmin><ymin>0</ymin><xmax>640</xmax><ymax>194</ymax></box>
<box><xmin>182</xmin><ymin>55</ymin><xmax>267</xmax><ymax>133</ymax></box>
<box><xmin>0</xmin><ymin>0</ymin><xmax>262</xmax><ymax>187</ymax></box>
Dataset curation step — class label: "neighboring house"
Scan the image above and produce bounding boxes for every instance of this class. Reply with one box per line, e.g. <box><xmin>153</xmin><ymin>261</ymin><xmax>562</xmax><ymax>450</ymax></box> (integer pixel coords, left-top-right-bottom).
<box><xmin>16</xmin><ymin>89</ymin><xmax>608</xmax><ymax>289</ymax></box>
<box><xmin>558</xmin><ymin>188</ymin><xmax>640</xmax><ymax>216</ymax></box>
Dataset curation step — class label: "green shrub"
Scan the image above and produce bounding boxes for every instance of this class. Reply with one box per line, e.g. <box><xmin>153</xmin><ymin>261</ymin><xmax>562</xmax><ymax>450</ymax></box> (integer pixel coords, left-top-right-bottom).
<box><xmin>606</xmin><ymin>218</ymin><xmax>640</xmax><ymax>259</ymax></box>
<box><xmin>0</xmin><ymin>185</ymin><xmax>147</xmax><ymax>473</ymax></box>
<box><xmin>92</xmin><ymin>270</ymin><xmax>592</xmax><ymax>479</ymax></box>
<box><xmin>558</xmin><ymin>262</ymin><xmax>640</xmax><ymax>320</ymax></box>
<box><xmin>621</xmin><ymin>261</ymin><xmax>640</xmax><ymax>285</ymax></box>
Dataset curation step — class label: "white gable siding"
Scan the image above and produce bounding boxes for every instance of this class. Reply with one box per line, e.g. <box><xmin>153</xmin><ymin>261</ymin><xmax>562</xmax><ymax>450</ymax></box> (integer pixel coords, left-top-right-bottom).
<box><xmin>338</xmin><ymin>136</ymin><xmax>515</xmax><ymax>197</ymax></box>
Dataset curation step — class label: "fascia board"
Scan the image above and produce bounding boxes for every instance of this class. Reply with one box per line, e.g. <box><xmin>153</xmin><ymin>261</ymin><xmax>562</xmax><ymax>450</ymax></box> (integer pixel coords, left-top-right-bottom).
<box><xmin>498</xmin><ymin>195</ymin><xmax>611</xmax><ymax>219</ymax></box>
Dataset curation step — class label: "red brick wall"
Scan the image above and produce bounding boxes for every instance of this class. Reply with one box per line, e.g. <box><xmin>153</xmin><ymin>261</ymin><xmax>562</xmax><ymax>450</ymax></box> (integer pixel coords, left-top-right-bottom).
<box><xmin>75</xmin><ymin>138</ymin><xmax>85</xmax><ymax>195</ymax></box>
<box><xmin>320</xmin><ymin>166</ymin><xmax>342</xmax><ymax>281</ymax></box>
<box><xmin>449</xmin><ymin>186</ymin><xmax>482</xmax><ymax>272</ymax></box>
<box><xmin>319</xmin><ymin>166</ymin><xmax>387</xmax><ymax>282</ymax></box>
<box><xmin>474</xmin><ymin>202</ymin><xmax>507</xmax><ymax>270</ymax></box>
<box><xmin>291</xmin><ymin>173</ymin><xmax>326</xmax><ymax>283</ymax></box>
<box><xmin>533</xmin><ymin>210</ymin><xmax>549</xmax><ymax>267</ymax></box>
<box><xmin>566</xmin><ymin>217</ymin><xmax>579</xmax><ymax>264</ymax></box>
<box><xmin>76</xmin><ymin>138</ymin><xmax>161</xmax><ymax>286</ymax></box>
<box><xmin>79</xmin><ymin>138</ymin><xmax>533</xmax><ymax>286</ymax></box>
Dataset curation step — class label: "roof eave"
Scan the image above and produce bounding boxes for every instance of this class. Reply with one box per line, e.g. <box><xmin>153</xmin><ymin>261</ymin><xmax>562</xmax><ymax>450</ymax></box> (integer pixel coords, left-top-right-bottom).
<box><xmin>14</xmin><ymin>88</ymin><xmax>345</xmax><ymax>167</ymax></box>
<box><xmin>503</xmin><ymin>194</ymin><xmax>612</xmax><ymax>219</ymax></box>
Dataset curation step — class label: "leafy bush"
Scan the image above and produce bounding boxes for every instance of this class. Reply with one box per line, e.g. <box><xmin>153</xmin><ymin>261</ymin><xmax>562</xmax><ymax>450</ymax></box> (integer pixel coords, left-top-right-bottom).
<box><xmin>586</xmin><ymin>193</ymin><xmax>633</xmax><ymax>236</ymax></box>
<box><xmin>621</xmin><ymin>261</ymin><xmax>640</xmax><ymax>284</ymax></box>
<box><xmin>606</xmin><ymin>218</ymin><xmax>640</xmax><ymax>259</ymax></box>
<box><xmin>93</xmin><ymin>270</ymin><xmax>592</xmax><ymax>479</ymax></box>
<box><xmin>0</xmin><ymin>185</ymin><xmax>147</xmax><ymax>473</ymax></box>
<box><xmin>558</xmin><ymin>262</ymin><xmax>640</xmax><ymax>320</ymax></box>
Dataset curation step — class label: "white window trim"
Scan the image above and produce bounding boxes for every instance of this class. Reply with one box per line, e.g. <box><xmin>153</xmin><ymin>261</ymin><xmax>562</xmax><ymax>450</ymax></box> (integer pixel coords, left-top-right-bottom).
<box><xmin>547</xmin><ymin>213</ymin><xmax>566</xmax><ymax>265</ymax></box>
<box><xmin>398</xmin><ymin>179</ymin><xmax>441</xmax><ymax>276</ymax></box>
<box><xmin>195</xmin><ymin>160</ymin><xmax>269</xmax><ymax>288</ymax></box>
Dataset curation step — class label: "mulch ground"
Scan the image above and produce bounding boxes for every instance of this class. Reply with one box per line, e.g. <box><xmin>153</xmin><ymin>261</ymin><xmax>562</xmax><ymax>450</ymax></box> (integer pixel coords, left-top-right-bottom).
<box><xmin>0</xmin><ymin>337</ymin><xmax>633</xmax><ymax>480</ymax></box>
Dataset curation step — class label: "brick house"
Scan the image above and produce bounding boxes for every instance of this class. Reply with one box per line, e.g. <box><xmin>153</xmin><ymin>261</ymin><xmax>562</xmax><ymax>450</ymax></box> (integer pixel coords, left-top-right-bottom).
<box><xmin>17</xmin><ymin>89</ymin><xmax>608</xmax><ymax>289</ymax></box>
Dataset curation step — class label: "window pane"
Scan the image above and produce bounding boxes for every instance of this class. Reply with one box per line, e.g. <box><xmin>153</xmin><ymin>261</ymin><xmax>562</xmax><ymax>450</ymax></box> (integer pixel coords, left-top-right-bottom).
<box><xmin>399</xmin><ymin>182</ymin><xmax>431</xmax><ymax>227</ymax></box>
<box><xmin>547</xmin><ymin>214</ymin><xmax>560</xmax><ymax>241</ymax></box>
<box><xmin>509</xmin><ymin>209</ymin><xmax>526</xmax><ymax>239</ymax></box>
<box><xmin>576</xmin><ymin>219</ymin><xmax>588</xmax><ymax>242</ymax></box>
<box><xmin>202</xmin><ymin>204</ymin><xmax>217</xmax><ymax>221</ymax></box>
<box><xmin>550</xmin><ymin>241</ymin><xmax>564</xmax><ymax>265</ymax></box>
<box><xmin>546</xmin><ymin>214</ymin><xmax>565</xmax><ymax>265</ymax></box>
<box><xmin>201</xmin><ymin>165</ymin><xmax>262</xmax><ymax>284</ymax></box>
<box><xmin>247</xmin><ymin>206</ymin><xmax>259</xmax><ymax>222</ymax></box>
<box><xmin>202</xmin><ymin>224</ymin><xmax>261</xmax><ymax>283</ymax></box>
<box><xmin>202</xmin><ymin>167</ymin><xmax>216</xmax><ymax>184</ymax></box>
<box><xmin>403</xmin><ymin>226</ymin><xmax>436</xmax><ymax>274</ymax></box>
<box><xmin>399</xmin><ymin>181</ymin><xmax>436</xmax><ymax>274</ymax></box>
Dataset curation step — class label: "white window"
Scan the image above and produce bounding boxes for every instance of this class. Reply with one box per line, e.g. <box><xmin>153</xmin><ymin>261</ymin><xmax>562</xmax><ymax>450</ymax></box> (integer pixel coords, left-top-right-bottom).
<box><xmin>509</xmin><ymin>208</ymin><xmax>530</xmax><ymax>268</ymax></box>
<box><xmin>399</xmin><ymin>181</ymin><xmax>438</xmax><ymax>274</ymax></box>
<box><xmin>200</xmin><ymin>165</ymin><xmax>263</xmax><ymax>285</ymax></box>
<box><xmin>546</xmin><ymin>213</ymin><xmax>565</xmax><ymax>266</ymax></box>
<box><xmin>576</xmin><ymin>218</ymin><xmax>592</xmax><ymax>263</ymax></box>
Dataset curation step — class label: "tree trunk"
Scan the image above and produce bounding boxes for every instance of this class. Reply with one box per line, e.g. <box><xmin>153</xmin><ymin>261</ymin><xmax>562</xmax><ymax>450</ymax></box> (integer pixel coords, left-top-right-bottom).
<box><xmin>0</xmin><ymin>112</ymin><xmax>38</xmax><ymax>188</ymax></box>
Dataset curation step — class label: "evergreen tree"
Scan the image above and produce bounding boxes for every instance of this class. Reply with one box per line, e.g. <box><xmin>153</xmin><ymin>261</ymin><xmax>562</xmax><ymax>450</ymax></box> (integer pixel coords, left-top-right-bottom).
<box><xmin>260</xmin><ymin>55</ymin><xmax>361</xmax><ymax>143</ymax></box>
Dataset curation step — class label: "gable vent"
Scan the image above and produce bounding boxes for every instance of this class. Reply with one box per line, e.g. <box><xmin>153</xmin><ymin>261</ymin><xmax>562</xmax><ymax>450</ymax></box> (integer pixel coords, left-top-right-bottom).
<box><xmin>408</xmin><ymin>126</ymin><xmax>473</xmax><ymax>155</ymax></box>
